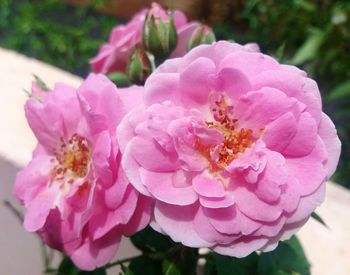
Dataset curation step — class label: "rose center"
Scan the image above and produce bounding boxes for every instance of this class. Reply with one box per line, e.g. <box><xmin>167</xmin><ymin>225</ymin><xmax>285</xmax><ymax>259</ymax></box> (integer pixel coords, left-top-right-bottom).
<box><xmin>197</xmin><ymin>96</ymin><xmax>254</xmax><ymax>171</ymax></box>
<box><xmin>54</xmin><ymin>134</ymin><xmax>91</xmax><ymax>180</ymax></box>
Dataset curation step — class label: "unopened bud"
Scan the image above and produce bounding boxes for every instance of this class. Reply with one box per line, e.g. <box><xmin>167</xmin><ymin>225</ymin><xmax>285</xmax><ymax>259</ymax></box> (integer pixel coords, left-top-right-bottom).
<box><xmin>188</xmin><ymin>24</ymin><xmax>215</xmax><ymax>50</ymax></box>
<box><xmin>142</xmin><ymin>3</ymin><xmax>178</xmax><ymax>59</ymax></box>
<box><xmin>107</xmin><ymin>72</ymin><xmax>130</xmax><ymax>88</ymax></box>
<box><xmin>127</xmin><ymin>48</ymin><xmax>153</xmax><ymax>85</ymax></box>
<box><xmin>26</xmin><ymin>75</ymin><xmax>50</xmax><ymax>101</ymax></box>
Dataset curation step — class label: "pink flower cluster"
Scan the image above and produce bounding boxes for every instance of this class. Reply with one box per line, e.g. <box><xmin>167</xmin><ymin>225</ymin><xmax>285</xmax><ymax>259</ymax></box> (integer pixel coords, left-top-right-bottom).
<box><xmin>90</xmin><ymin>2</ymin><xmax>199</xmax><ymax>74</ymax></box>
<box><xmin>15</xmin><ymin>19</ymin><xmax>341</xmax><ymax>271</ymax></box>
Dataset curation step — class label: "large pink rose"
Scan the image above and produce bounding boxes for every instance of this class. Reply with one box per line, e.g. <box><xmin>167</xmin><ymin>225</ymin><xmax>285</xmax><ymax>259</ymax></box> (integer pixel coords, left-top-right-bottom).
<box><xmin>90</xmin><ymin>2</ymin><xmax>199</xmax><ymax>74</ymax></box>
<box><xmin>117</xmin><ymin>41</ymin><xmax>341</xmax><ymax>257</ymax></box>
<box><xmin>14</xmin><ymin>74</ymin><xmax>152</xmax><ymax>270</ymax></box>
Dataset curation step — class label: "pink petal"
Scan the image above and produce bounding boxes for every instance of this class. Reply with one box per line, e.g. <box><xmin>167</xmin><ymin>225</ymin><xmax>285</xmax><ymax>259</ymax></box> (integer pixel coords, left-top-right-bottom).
<box><xmin>286</xmin><ymin>183</ymin><xmax>325</xmax><ymax>224</ymax></box>
<box><xmin>214</xmin><ymin>236</ymin><xmax>269</xmax><ymax>258</ymax></box>
<box><xmin>14</xmin><ymin>154</ymin><xmax>52</xmax><ymax>204</ymax></box>
<box><xmin>122</xmin><ymin>195</ymin><xmax>153</xmax><ymax>236</ymax></box>
<box><xmin>140</xmin><ymin>169</ymin><xmax>198</xmax><ymax>205</ymax></box>
<box><xmin>92</xmin><ymin>131</ymin><xmax>113</xmax><ymax>186</ymax></box>
<box><xmin>78</xmin><ymin>74</ymin><xmax>123</xmax><ymax>134</ymax></box>
<box><xmin>171</xmin><ymin>22</ymin><xmax>200</xmax><ymax>58</ymax></box>
<box><xmin>279</xmin><ymin>177</ymin><xmax>301</xmax><ymax>213</ymax></box>
<box><xmin>252</xmin><ymin>70</ymin><xmax>322</xmax><ymax>125</ymax></box>
<box><xmin>235</xmin><ymin>88</ymin><xmax>301</xmax><ymax>131</ymax></box>
<box><xmin>178</xmin><ymin>57</ymin><xmax>216</xmax><ymax>107</ymax></box>
<box><xmin>117</xmin><ymin>105</ymin><xmax>147</xmax><ymax>153</ymax></box>
<box><xmin>129</xmin><ymin>136</ymin><xmax>180</xmax><ymax>172</ymax></box>
<box><xmin>89</xmin><ymin>186</ymin><xmax>138</xmax><ymax>240</ymax></box>
<box><xmin>254</xmin><ymin>150</ymin><xmax>287</xmax><ymax>203</ymax></box>
<box><xmin>318</xmin><ymin>113</ymin><xmax>341</xmax><ymax>177</ymax></box>
<box><xmin>192</xmin><ymin>174</ymin><xmax>226</xmax><ymax>198</ymax></box>
<box><xmin>117</xmin><ymin>85</ymin><xmax>144</xmax><ymax>112</ymax></box>
<box><xmin>144</xmin><ymin>73</ymin><xmax>180</xmax><ymax>106</ymax></box>
<box><xmin>104</xmin><ymin>167</ymin><xmax>130</xmax><ymax>210</ymax></box>
<box><xmin>173</xmin><ymin>10</ymin><xmax>188</xmax><ymax>28</ymax></box>
<box><xmin>193</xmin><ymin>206</ymin><xmax>233</xmax><ymax>245</ymax></box>
<box><xmin>181</xmin><ymin>41</ymin><xmax>244</xmax><ymax>68</ymax></box>
<box><xmin>283</xmin><ymin>112</ymin><xmax>318</xmax><ymax>157</ymax></box>
<box><xmin>232</xmin><ymin>185</ymin><xmax>283</xmax><ymax>222</ymax></box>
<box><xmin>154</xmin><ymin>202</ymin><xmax>214</xmax><ymax>247</ymax></box>
<box><xmin>199</xmin><ymin>195</ymin><xmax>235</xmax><ymax>208</ymax></box>
<box><xmin>253</xmin><ymin>216</ymin><xmax>287</xmax><ymax>237</ymax></box>
<box><xmin>25</xmin><ymin>99</ymin><xmax>63</xmax><ymax>150</ymax></box>
<box><xmin>70</xmin><ymin>227</ymin><xmax>121</xmax><ymax>271</ymax></box>
<box><xmin>121</xmin><ymin>140</ymin><xmax>150</xmax><ymax>195</ymax></box>
<box><xmin>213</xmin><ymin>67</ymin><xmax>252</xmax><ymax>101</ymax></box>
<box><xmin>286</xmin><ymin>137</ymin><xmax>327</xmax><ymax>196</ymax></box>
<box><xmin>218</xmin><ymin>51</ymin><xmax>280</xmax><ymax>81</ymax></box>
<box><xmin>262</xmin><ymin>112</ymin><xmax>297</xmax><ymax>152</ymax></box>
<box><xmin>205</xmin><ymin>206</ymin><xmax>261</xmax><ymax>235</ymax></box>
<box><xmin>260</xmin><ymin>217</ymin><xmax>309</xmax><ymax>252</ymax></box>
<box><xmin>24</xmin><ymin>190</ymin><xmax>56</xmax><ymax>232</ymax></box>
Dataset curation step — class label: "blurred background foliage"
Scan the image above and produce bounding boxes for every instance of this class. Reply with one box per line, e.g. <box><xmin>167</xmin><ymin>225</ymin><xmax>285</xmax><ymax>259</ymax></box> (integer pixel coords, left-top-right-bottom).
<box><xmin>0</xmin><ymin>0</ymin><xmax>349</xmax><ymax>188</ymax></box>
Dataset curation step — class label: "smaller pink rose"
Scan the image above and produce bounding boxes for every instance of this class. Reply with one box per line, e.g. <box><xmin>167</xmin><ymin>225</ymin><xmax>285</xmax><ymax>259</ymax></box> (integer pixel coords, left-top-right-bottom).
<box><xmin>14</xmin><ymin>74</ymin><xmax>152</xmax><ymax>270</ymax></box>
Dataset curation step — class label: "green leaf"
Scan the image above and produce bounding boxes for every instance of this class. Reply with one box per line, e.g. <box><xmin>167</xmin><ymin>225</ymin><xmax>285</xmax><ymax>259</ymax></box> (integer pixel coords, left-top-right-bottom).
<box><xmin>203</xmin><ymin>257</ymin><xmax>216</xmax><ymax>275</ymax></box>
<box><xmin>57</xmin><ymin>257</ymin><xmax>80</xmax><ymax>275</ymax></box>
<box><xmin>325</xmin><ymin>81</ymin><xmax>350</xmax><ymax>101</ymax></box>
<box><xmin>57</xmin><ymin>256</ymin><xmax>106</xmax><ymax>275</ymax></box>
<box><xmin>33</xmin><ymin>74</ymin><xmax>50</xmax><ymax>91</ymax></box>
<box><xmin>80</xmin><ymin>268</ymin><xmax>106</xmax><ymax>275</ymax></box>
<box><xmin>212</xmin><ymin>252</ymin><xmax>259</xmax><ymax>275</ymax></box>
<box><xmin>290</xmin><ymin>29</ymin><xmax>325</xmax><ymax>65</ymax></box>
<box><xmin>258</xmin><ymin>236</ymin><xmax>310</xmax><ymax>275</ymax></box>
<box><xmin>130</xmin><ymin>226</ymin><xmax>174</xmax><ymax>254</ymax></box>
<box><xmin>162</xmin><ymin>259</ymin><xmax>181</xmax><ymax>275</ymax></box>
<box><xmin>107</xmin><ymin>72</ymin><xmax>130</xmax><ymax>88</ymax></box>
<box><xmin>171</xmin><ymin>247</ymin><xmax>198</xmax><ymax>275</ymax></box>
<box><xmin>311</xmin><ymin>212</ymin><xmax>328</xmax><ymax>228</ymax></box>
<box><xmin>274</xmin><ymin>41</ymin><xmax>286</xmax><ymax>62</ymax></box>
<box><xmin>121</xmin><ymin>264</ymin><xmax>134</xmax><ymax>275</ymax></box>
<box><xmin>128</xmin><ymin>256</ymin><xmax>163</xmax><ymax>275</ymax></box>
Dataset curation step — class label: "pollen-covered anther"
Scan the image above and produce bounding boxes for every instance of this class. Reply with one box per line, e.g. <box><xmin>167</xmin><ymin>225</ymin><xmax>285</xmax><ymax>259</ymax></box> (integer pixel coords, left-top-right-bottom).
<box><xmin>216</xmin><ymin>128</ymin><xmax>253</xmax><ymax>169</ymax></box>
<box><xmin>197</xmin><ymin>96</ymin><xmax>255</xmax><ymax>170</ymax></box>
<box><xmin>53</xmin><ymin>134</ymin><xmax>91</xmax><ymax>180</ymax></box>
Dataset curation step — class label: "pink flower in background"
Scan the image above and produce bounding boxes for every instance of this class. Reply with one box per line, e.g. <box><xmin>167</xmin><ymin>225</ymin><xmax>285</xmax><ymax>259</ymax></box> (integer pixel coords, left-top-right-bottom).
<box><xmin>90</xmin><ymin>2</ymin><xmax>199</xmax><ymax>74</ymax></box>
<box><xmin>117</xmin><ymin>41</ymin><xmax>341</xmax><ymax>257</ymax></box>
<box><xmin>14</xmin><ymin>74</ymin><xmax>152</xmax><ymax>270</ymax></box>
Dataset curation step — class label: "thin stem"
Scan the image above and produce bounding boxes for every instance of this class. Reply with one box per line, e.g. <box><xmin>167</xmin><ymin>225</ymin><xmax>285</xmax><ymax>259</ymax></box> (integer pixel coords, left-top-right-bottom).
<box><xmin>3</xmin><ymin>200</ymin><xmax>55</xmax><ymax>271</ymax></box>
<box><xmin>105</xmin><ymin>255</ymin><xmax>142</xmax><ymax>269</ymax></box>
<box><xmin>3</xmin><ymin>200</ymin><xmax>23</xmax><ymax>222</ymax></box>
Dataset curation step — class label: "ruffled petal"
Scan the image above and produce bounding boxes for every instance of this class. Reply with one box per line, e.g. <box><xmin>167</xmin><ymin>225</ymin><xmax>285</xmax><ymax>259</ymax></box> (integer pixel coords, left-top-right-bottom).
<box><xmin>154</xmin><ymin>202</ymin><xmax>214</xmax><ymax>247</ymax></box>
<box><xmin>318</xmin><ymin>113</ymin><xmax>341</xmax><ymax>177</ymax></box>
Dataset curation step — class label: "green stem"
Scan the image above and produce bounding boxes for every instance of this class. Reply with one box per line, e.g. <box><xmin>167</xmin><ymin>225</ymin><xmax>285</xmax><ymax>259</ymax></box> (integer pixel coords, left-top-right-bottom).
<box><xmin>105</xmin><ymin>255</ymin><xmax>142</xmax><ymax>269</ymax></box>
<box><xmin>3</xmin><ymin>200</ymin><xmax>24</xmax><ymax>222</ymax></box>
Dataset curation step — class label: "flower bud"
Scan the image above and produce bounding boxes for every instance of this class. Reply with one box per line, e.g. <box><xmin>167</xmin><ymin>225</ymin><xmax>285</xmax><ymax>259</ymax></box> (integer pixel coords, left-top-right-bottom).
<box><xmin>187</xmin><ymin>24</ymin><xmax>216</xmax><ymax>50</ymax></box>
<box><xmin>127</xmin><ymin>48</ymin><xmax>153</xmax><ymax>85</ymax></box>
<box><xmin>25</xmin><ymin>75</ymin><xmax>50</xmax><ymax>101</ymax></box>
<box><xmin>142</xmin><ymin>3</ymin><xmax>178</xmax><ymax>59</ymax></box>
<box><xmin>107</xmin><ymin>72</ymin><xmax>130</xmax><ymax>87</ymax></box>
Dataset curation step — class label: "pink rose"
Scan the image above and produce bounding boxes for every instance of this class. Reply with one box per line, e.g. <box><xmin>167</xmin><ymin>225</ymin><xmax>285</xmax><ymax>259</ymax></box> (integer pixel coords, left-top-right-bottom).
<box><xmin>14</xmin><ymin>74</ymin><xmax>152</xmax><ymax>270</ymax></box>
<box><xmin>118</xmin><ymin>41</ymin><xmax>341</xmax><ymax>257</ymax></box>
<box><xmin>90</xmin><ymin>2</ymin><xmax>199</xmax><ymax>74</ymax></box>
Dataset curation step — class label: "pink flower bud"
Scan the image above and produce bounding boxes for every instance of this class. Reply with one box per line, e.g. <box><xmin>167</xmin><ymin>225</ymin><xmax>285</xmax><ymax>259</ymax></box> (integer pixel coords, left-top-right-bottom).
<box><xmin>142</xmin><ymin>3</ymin><xmax>178</xmax><ymax>58</ymax></box>
<box><xmin>187</xmin><ymin>24</ymin><xmax>216</xmax><ymax>50</ymax></box>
